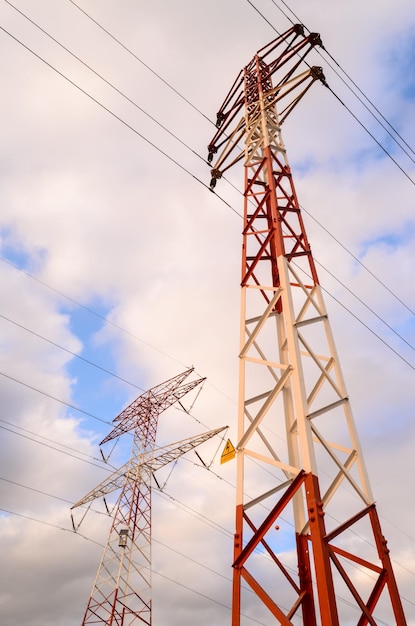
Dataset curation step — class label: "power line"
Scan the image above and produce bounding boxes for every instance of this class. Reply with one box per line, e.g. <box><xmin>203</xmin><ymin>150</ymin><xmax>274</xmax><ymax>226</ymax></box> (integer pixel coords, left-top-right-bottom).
<box><xmin>1</xmin><ymin>16</ymin><xmax>413</xmax><ymax>385</ymax></box>
<box><xmin>0</xmin><ymin>505</ymin><xmax>104</xmax><ymax>547</ymax></box>
<box><xmin>0</xmin><ymin>311</ymin><xmax>146</xmax><ymax>393</ymax></box>
<box><xmin>8</xmin><ymin>412</ymin><xmax>415</xmax><ymax>576</ymax></box>
<box><xmin>3</xmin><ymin>471</ymin><xmax>413</xmax><ymax>619</ymax></box>
<box><xmin>67</xmin><ymin>0</ymin><xmax>212</xmax><ymax>125</ymax></box>
<box><xmin>0</xmin><ymin>367</ymin><xmax>111</xmax><ymax>426</ymax></box>
<box><xmin>0</xmin><ymin>503</ymin><xmax>261</xmax><ymax>624</ymax></box>
<box><xmin>294</xmin><ymin>260</ymin><xmax>415</xmax><ymax>371</ymax></box>
<box><xmin>1</xmin><ymin>23</ymin><xmax>241</xmax><ymax>223</ymax></box>
<box><xmin>3</xmin><ymin>368</ymin><xmax>414</xmax><ymax>594</ymax></box>
<box><xmin>326</xmin><ymin>84</ymin><xmax>415</xmax><ymax>186</ymax></box>
<box><xmin>65</xmin><ymin>1</ymin><xmax>415</xmax><ymax>323</ymax></box>
<box><xmin>0</xmin><ymin>25</ymin><xmax>209</xmax><ymax>188</ymax></box>
<box><xmin>301</xmin><ymin>205</ymin><xmax>415</xmax><ymax>317</ymax></box>
<box><xmin>314</xmin><ymin>258</ymin><xmax>415</xmax><ymax>352</ymax></box>
<box><xmin>0</xmin><ymin>419</ymin><xmax>111</xmax><ymax>470</ymax></box>
<box><xmin>0</xmin><ymin>255</ymin><xmax>190</xmax><ymax>369</ymax></box>
<box><xmin>0</xmin><ymin>475</ymin><xmax>74</xmax><ymax>504</ymax></box>
<box><xmin>3</xmin><ymin>0</ymin><xmax>207</xmax><ymax>164</ymax></box>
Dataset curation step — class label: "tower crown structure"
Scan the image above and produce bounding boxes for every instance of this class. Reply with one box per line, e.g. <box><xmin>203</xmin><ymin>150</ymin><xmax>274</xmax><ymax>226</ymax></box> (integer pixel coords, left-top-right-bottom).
<box><xmin>208</xmin><ymin>25</ymin><xmax>407</xmax><ymax>625</ymax></box>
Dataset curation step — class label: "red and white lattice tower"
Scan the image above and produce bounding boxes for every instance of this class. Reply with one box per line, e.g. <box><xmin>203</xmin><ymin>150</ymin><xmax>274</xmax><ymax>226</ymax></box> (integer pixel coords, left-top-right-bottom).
<box><xmin>72</xmin><ymin>368</ymin><xmax>224</xmax><ymax>626</ymax></box>
<box><xmin>208</xmin><ymin>24</ymin><xmax>407</xmax><ymax>626</ymax></box>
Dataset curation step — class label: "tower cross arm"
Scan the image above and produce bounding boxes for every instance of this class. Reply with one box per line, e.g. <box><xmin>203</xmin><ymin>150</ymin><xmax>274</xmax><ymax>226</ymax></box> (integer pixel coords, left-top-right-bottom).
<box><xmin>71</xmin><ymin>426</ymin><xmax>227</xmax><ymax>509</ymax></box>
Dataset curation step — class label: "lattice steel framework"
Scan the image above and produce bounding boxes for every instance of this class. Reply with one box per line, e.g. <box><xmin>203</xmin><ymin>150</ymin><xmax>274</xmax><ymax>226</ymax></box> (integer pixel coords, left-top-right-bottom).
<box><xmin>208</xmin><ymin>25</ymin><xmax>407</xmax><ymax>626</ymax></box>
<box><xmin>72</xmin><ymin>368</ymin><xmax>223</xmax><ymax>626</ymax></box>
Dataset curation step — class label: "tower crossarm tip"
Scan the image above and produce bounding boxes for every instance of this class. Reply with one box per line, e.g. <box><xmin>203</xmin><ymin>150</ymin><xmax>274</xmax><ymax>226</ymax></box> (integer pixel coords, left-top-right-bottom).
<box><xmin>150</xmin><ymin>425</ymin><xmax>227</xmax><ymax>474</ymax></box>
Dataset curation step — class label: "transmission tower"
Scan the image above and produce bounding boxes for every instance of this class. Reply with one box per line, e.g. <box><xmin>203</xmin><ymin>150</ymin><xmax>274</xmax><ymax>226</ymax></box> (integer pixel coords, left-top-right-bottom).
<box><xmin>72</xmin><ymin>368</ymin><xmax>225</xmax><ymax>626</ymax></box>
<box><xmin>208</xmin><ymin>25</ymin><xmax>407</xmax><ymax>625</ymax></box>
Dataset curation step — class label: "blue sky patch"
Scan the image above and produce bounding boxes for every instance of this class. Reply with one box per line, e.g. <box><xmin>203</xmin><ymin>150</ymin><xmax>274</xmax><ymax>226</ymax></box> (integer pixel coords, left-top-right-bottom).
<box><xmin>383</xmin><ymin>28</ymin><xmax>415</xmax><ymax>100</ymax></box>
<box><xmin>62</xmin><ymin>301</ymin><xmax>135</xmax><ymax>438</ymax></box>
<box><xmin>359</xmin><ymin>221</ymin><xmax>415</xmax><ymax>255</ymax></box>
<box><xmin>0</xmin><ymin>226</ymin><xmax>45</xmax><ymax>272</ymax></box>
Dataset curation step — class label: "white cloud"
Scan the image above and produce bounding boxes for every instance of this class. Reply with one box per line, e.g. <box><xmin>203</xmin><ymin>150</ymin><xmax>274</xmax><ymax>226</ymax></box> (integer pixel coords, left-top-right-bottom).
<box><xmin>0</xmin><ymin>0</ymin><xmax>414</xmax><ymax>624</ymax></box>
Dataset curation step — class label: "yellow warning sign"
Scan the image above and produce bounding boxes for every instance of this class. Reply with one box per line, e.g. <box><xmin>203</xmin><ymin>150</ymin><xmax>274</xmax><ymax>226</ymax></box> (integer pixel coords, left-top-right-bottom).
<box><xmin>220</xmin><ymin>439</ymin><xmax>236</xmax><ymax>464</ymax></box>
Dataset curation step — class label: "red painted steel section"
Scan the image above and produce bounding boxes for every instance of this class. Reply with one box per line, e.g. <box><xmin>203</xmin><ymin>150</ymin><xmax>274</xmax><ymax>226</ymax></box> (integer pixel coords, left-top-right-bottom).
<box><xmin>231</xmin><ymin>504</ymin><xmax>243</xmax><ymax>626</ymax></box>
<box><xmin>296</xmin><ymin>533</ymin><xmax>317</xmax><ymax>626</ymax></box>
<box><xmin>304</xmin><ymin>473</ymin><xmax>340</xmax><ymax>625</ymax></box>
<box><xmin>232</xmin><ymin>473</ymin><xmax>322</xmax><ymax>624</ymax></box>
<box><xmin>368</xmin><ymin>507</ymin><xmax>407</xmax><ymax>625</ymax></box>
<box><xmin>241</xmin><ymin>141</ymin><xmax>319</xmax><ymax>301</ymax></box>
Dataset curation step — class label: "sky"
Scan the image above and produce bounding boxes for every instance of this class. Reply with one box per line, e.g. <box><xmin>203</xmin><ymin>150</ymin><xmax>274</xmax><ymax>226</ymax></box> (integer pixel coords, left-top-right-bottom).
<box><xmin>0</xmin><ymin>0</ymin><xmax>415</xmax><ymax>624</ymax></box>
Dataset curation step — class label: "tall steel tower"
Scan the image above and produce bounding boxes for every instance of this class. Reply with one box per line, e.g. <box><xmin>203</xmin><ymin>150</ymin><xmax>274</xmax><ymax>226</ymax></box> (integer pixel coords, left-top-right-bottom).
<box><xmin>72</xmin><ymin>368</ymin><xmax>225</xmax><ymax>626</ymax></box>
<box><xmin>208</xmin><ymin>25</ymin><xmax>407</xmax><ymax>625</ymax></box>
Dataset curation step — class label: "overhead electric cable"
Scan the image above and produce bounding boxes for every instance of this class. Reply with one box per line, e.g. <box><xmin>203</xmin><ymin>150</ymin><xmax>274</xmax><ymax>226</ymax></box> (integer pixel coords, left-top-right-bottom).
<box><xmin>3</xmin><ymin>0</ymin><xmax>206</xmax><ymax>164</ymax></box>
<box><xmin>0</xmin><ymin>24</ymin><xmax>242</xmax><ymax>223</ymax></box>
<box><xmin>321</xmin><ymin>48</ymin><xmax>415</xmax><ymax>160</ymax></box>
<box><xmin>15</xmin><ymin>0</ymin><xmax>414</xmax><ymax>341</ymax></box>
<box><xmin>314</xmin><ymin>258</ymin><xmax>415</xmax><ymax>351</ymax></box>
<box><xmin>2</xmin><ymin>498</ymin><xmax>409</xmax><ymax>623</ymax></box>
<box><xmin>326</xmin><ymin>85</ymin><xmax>415</xmax><ymax>186</ymax></box>
<box><xmin>6</xmin><ymin>412</ymin><xmax>415</xmax><ymax>588</ymax></box>
<box><xmin>3</xmin><ymin>16</ymin><xmax>415</xmax><ymax>389</ymax></box>
<box><xmin>0</xmin><ymin>312</ymin><xmax>146</xmax><ymax>392</ymax></box>
<box><xmin>3</xmin><ymin>386</ymin><xmax>414</xmax><ymax>597</ymax></box>
<box><xmin>0</xmin><ymin>477</ymin><xmax>104</xmax><ymax>518</ymax></box>
<box><xmin>301</xmin><ymin>205</ymin><xmax>415</xmax><ymax>317</ymax></box>
<box><xmin>153</xmin><ymin>568</ymin><xmax>270</xmax><ymax>625</ymax></box>
<box><xmin>67</xmin><ymin>0</ymin><xmax>212</xmax><ymax>124</ymax></box>
<box><xmin>0</xmin><ymin>475</ymin><xmax>75</xmax><ymax>505</ymax></box>
<box><xmin>0</xmin><ymin>255</ymin><xmax>191</xmax><ymax>369</ymax></box>
<box><xmin>3</xmin><ymin>440</ymin><xmax>414</xmax><ymax>611</ymax></box>
<box><xmin>0</xmin><ymin>26</ymin><xmax>212</xmax><ymax>189</ymax></box>
<box><xmin>4</xmin><ymin>9</ymin><xmax>415</xmax><ymax>620</ymax></box>
<box><xmin>292</xmin><ymin>259</ymin><xmax>415</xmax><ymax>370</ymax></box>
<box><xmin>0</xmin><ymin>505</ymin><xmax>104</xmax><ymax>547</ymax></box>
<box><xmin>0</xmin><ymin>504</ymin><xmax>254</xmax><ymax>623</ymax></box>
<box><xmin>0</xmin><ymin>376</ymin><xmax>413</xmax><ymax>613</ymax></box>
<box><xmin>0</xmin><ymin>416</ymin><xmax>105</xmax><ymax>462</ymax></box>
<box><xmin>1</xmin><ymin>501</ymin><xmax>265</xmax><ymax>625</ymax></box>
<box><xmin>0</xmin><ymin>421</ymin><xmax>112</xmax><ymax>470</ymax></box>
<box><xmin>0</xmin><ymin>367</ymin><xmax>111</xmax><ymax>426</ymax></box>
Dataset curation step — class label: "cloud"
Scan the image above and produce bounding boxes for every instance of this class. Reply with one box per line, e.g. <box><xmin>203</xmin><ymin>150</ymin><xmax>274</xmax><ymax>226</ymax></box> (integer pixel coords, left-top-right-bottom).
<box><xmin>0</xmin><ymin>1</ymin><xmax>414</xmax><ymax>624</ymax></box>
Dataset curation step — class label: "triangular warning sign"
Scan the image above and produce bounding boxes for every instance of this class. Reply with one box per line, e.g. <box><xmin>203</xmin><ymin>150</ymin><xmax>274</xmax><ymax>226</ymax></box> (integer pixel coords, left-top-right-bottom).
<box><xmin>220</xmin><ymin>438</ymin><xmax>236</xmax><ymax>464</ymax></box>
